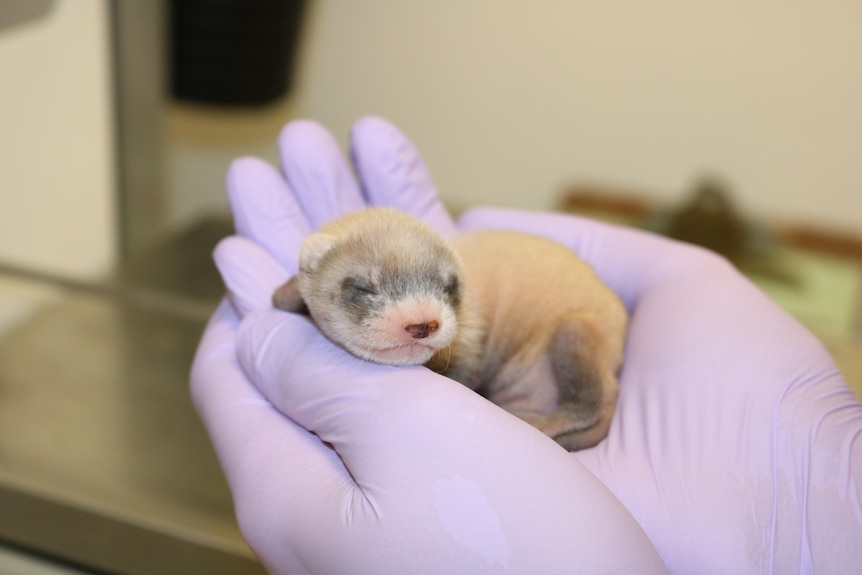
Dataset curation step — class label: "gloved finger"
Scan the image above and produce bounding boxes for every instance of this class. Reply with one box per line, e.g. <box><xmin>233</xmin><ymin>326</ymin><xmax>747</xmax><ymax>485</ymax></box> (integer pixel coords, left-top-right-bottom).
<box><xmin>234</xmin><ymin>307</ymin><xmax>541</xmax><ymax>474</ymax></box>
<box><xmin>457</xmin><ymin>206</ymin><xmax>713</xmax><ymax>309</ymax></box>
<box><xmin>279</xmin><ymin>119</ymin><xmax>366</xmax><ymax>229</ymax></box>
<box><xmin>213</xmin><ymin>236</ymin><xmax>289</xmax><ymax>317</ymax></box>
<box><xmin>350</xmin><ymin>116</ymin><xmax>457</xmax><ymax>236</ymax></box>
<box><xmin>227</xmin><ymin>156</ymin><xmax>311</xmax><ymax>274</ymax></box>
<box><xmin>190</xmin><ymin>302</ymin><xmax>360</xmax><ymax>575</ymax></box>
<box><xmin>234</xmin><ymin>305</ymin><xmax>668</xmax><ymax>574</ymax></box>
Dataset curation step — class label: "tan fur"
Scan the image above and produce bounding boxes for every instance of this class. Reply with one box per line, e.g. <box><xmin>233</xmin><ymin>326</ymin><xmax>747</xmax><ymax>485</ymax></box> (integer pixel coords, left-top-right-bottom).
<box><xmin>274</xmin><ymin>208</ymin><xmax>463</xmax><ymax>366</ymax></box>
<box><xmin>445</xmin><ymin>231</ymin><xmax>626</xmax><ymax>449</ymax></box>
<box><xmin>273</xmin><ymin>208</ymin><xmax>628</xmax><ymax>451</ymax></box>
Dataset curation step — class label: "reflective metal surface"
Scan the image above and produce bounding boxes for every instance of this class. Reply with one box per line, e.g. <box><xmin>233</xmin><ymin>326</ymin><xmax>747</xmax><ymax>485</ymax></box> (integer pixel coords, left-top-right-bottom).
<box><xmin>0</xmin><ymin>218</ymin><xmax>265</xmax><ymax>574</ymax></box>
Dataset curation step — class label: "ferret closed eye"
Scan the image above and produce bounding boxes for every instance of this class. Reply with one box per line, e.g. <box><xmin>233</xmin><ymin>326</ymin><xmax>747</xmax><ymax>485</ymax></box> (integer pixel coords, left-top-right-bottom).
<box><xmin>272</xmin><ymin>207</ymin><xmax>628</xmax><ymax>451</ymax></box>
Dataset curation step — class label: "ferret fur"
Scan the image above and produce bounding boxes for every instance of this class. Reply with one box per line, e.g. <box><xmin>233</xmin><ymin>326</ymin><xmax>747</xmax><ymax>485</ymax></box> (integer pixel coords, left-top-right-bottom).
<box><xmin>272</xmin><ymin>208</ymin><xmax>627</xmax><ymax>451</ymax></box>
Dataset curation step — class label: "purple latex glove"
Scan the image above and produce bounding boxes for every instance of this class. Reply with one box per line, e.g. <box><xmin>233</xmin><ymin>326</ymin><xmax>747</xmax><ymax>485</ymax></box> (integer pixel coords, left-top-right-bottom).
<box><xmin>192</xmin><ymin>117</ymin><xmax>666</xmax><ymax>575</ymax></box>
<box><xmin>458</xmin><ymin>207</ymin><xmax>862</xmax><ymax>574</ymax></box>
<box><xmin>191</xmin><ymin>117</ymin><xmax>861</xmax><ymax>574</ymax></box>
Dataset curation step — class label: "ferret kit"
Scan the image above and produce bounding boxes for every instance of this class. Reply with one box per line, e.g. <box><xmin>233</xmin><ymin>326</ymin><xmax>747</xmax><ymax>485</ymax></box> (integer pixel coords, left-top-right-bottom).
<box><xmin>272</xmin><ymin>208</ymin><xmax>628</xmax><ymax>451</ymax></box>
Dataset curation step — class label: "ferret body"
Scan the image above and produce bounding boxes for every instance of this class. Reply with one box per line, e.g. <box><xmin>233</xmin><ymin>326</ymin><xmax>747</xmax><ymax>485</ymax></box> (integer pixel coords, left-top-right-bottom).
<box><xmin>273</xmin><ymin>208</ymin><xmax>627</xmax><ymax>451</ymax></box>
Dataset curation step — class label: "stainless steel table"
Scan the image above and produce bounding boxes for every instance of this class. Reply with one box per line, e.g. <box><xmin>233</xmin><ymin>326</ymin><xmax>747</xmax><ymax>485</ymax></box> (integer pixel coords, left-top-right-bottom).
<box><xmin>0</xmin><ymin>219</ymin><xmax>266</xmax><ymax>574</ymax></box>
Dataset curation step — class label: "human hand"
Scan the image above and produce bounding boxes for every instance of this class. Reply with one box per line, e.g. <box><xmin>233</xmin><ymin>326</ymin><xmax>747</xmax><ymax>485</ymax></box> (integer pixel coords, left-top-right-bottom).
<box><xmin>191</xmin><ymin>117</ymin><xmax>667</xmax><ymax>575</ymax></box>
<box><xmin>455</xmin><ymin>206</ymin><xmax>862</xmax><ymax>574</ymax></box>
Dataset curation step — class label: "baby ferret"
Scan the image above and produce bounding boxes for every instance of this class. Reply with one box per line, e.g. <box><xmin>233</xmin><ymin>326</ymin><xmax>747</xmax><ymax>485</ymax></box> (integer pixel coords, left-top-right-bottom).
<box><xmin>272</xmin><ymin>208</ymin><xmax>628</xmax><ymax>451</ymax></box>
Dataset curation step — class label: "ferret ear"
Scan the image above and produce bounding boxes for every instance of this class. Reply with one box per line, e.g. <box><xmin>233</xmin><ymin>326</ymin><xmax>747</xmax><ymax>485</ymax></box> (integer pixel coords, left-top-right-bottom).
<box><xmin>299</xmin><ymin>233</ymin><xmax>336</xmax><ymax>272</ymax></box>
<box><xmin>272</xmin><ymin>276</ymin><xmax>307</xmax><ymax>313</ymax></box>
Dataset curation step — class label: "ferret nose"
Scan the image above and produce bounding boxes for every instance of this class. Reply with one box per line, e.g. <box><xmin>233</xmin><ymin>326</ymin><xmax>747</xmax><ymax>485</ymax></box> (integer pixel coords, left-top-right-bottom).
<box><xmin>405</xmin><ymin>321</ymin><xmax>439</xmax><ymax>339</ymax></box>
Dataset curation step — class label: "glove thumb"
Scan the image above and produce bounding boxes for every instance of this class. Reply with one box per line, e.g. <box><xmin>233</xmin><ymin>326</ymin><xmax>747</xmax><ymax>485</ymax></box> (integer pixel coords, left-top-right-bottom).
<box><xmin>213</xmin><ymin>235</ymin><xmax>290</xmax><ymax>318</ymax></box>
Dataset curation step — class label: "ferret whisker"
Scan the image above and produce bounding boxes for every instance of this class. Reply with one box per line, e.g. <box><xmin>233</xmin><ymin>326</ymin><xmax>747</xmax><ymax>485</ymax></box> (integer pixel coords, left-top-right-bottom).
<box><xmin>442</xmin><ymin>343</ymin><xmax>452</xmax><ymax>372</ymax></box>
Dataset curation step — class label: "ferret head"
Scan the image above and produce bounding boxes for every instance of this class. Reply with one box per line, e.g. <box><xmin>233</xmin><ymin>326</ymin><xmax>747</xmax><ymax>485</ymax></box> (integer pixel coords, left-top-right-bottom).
<box><xmin>272</xmin><ymin>209</ymin><xmax>463</xmax><ymax>366</ymax></box>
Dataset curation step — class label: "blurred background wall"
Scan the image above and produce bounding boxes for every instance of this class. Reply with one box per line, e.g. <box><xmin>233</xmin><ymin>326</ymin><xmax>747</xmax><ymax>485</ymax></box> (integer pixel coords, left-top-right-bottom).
<box><xmin>2</xmin><ymin>0</ymin><xmax>860</xmax><ymax>278</ymax></box>
<box><xmin>0</xmin><ymin>0</ymin><xmax>115</xmax><ymax>278</ymax></box>
<box><xmin>171</xmin><ymin>0</ymin><xmax>862</xmax><ymax>233</ymax></box>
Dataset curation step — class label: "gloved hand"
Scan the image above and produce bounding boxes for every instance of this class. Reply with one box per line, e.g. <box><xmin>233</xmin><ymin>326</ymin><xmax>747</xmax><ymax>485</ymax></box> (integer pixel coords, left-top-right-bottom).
<box><xmin>458</xmin><ymin>208</ymin><xmax>862</xmax><ymax>574</ymax></box>
<box><xmin>191</xmin><ymin>117</ymin><xmax>861</xmax><ymax>575</ymax></box>
<box><xmin>191</xmin><ymin>117</ymin><xmax>666</xmax><ymax>575</ymax></box>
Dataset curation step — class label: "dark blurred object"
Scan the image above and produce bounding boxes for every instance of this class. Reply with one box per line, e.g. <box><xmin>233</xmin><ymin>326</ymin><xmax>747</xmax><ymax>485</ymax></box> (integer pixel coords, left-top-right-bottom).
<box><xmin>0</xmin><ymin>0</ymin><xmax>53</xmax><ymax>33</ymax></box>
<box><xmin>656</xmin><ymin>178</ymin><xmax>797</xmax><ymax>283</ymax></box>
<box><xmin>170</xmin><ymin>0</ymin><xmax>306</xmax><ymax>106</ymax></box>
<box><xmin>560</xmin><ymin>178</ymin><xmax>800</xmax><ymax>286</ymax></box>
<box><xmin>559</xmin><ymin>186</ymin><xmax>652</xmax><ymax>221</ymax></box>
<box><xmin>559</xmin><ymin>178</ymin><xmax>862</xmax><ymax>283</ymax></box>
<box><xmin>666</xmin><ymin>177</ymin><xmax>748</xmax><ymax>261</ymax></box>
<box><xmin>777</xmin><ymin>226</ymin><xmax>862</xmax><ymax>262</ymax></box>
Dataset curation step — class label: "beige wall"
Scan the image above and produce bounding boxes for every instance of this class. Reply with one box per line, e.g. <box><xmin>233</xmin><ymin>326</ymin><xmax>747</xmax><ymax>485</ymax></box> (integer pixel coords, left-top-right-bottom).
<box><xmin>281</xmin><ymin>0</ymin><xmax>861</xmax><ymax>231</ymax></box>
<box><xmin>19</xmin><ymin>1</ymin><xmax>854</xmax><ymax>241</ymax></box>
<box><xmin>0</xmin><ymin>0</ymin><xmax>116</xmax><ymax>278</ymax></box>
<box><xmin>4</xmin><ymin>1</ymin><xmax>857</xmax><ymax>269</ymax></box>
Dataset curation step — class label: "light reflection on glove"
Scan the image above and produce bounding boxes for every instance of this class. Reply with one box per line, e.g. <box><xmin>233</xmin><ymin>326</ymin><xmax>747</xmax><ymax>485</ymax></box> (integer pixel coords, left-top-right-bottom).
<box><xmin>191</xmin><ymin>117</ymin><xmax>861</xmax><ymax>575</ymax></box>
